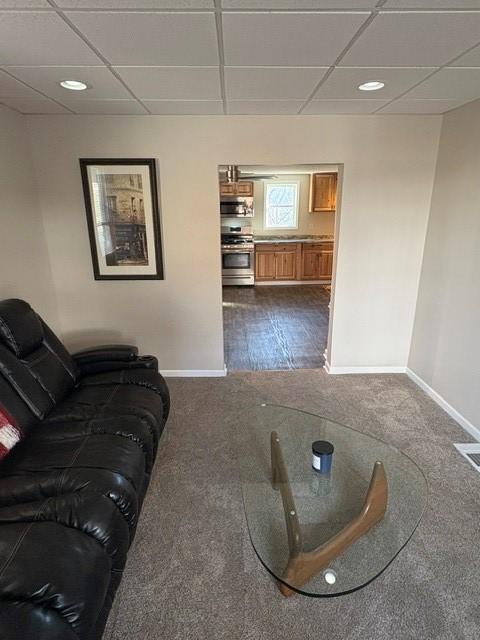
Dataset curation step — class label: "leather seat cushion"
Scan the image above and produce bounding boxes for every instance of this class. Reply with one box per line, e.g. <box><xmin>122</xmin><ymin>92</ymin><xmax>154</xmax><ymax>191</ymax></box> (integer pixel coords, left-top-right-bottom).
<box><xmin>32</xmin><ymin>415</ymin><xmax>157</xmax><ymax>473</ymax></box>
<box><xmin>0</xmin><ymin>467</ymin><xmax>139</xmax><ymax>531</ymax></box>
<box><xmin>80</xmin><ymin>367</ymin><xmax>170</xmax><ymax>420</ymax></box>
<box><xmin>0</xmin><ymin>521</ymin><xmax>112</xmax><ymax>639</ymax></box>
<box><xmin>0</xmin><ymin>600</ymin><xmax>79</xmax><ymax>640</ymax></box>
<box><xmin>0</xmin><ymin>432</ymin><xmax>146</xmax><ymax>497</ymax></box>
<box><xmin>47</xmin><ymin>388</ymin><xmax>165</xmax><ymax>460</ymax></box>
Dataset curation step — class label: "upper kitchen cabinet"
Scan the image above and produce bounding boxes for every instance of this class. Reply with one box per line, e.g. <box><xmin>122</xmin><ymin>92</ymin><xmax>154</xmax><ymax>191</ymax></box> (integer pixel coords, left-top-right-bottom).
<box><xmin>219</xmin><ymin>181</ymin><xmax>254</xmax><ymax>197</ymax></box>
<box><xmin>309</xmin><ymin>173</ymin><xmax>337</xmax><ymax>212</ymax></box>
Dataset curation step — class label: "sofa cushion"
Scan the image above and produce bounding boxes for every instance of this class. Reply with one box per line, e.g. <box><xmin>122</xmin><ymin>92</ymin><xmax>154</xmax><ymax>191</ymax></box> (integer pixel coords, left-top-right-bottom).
<box><xmin>80</xmin><ymin>367</ymin><xmax>170</xmax><ymax>421</ymax></box>
<box><xmin>0</xmin><ymin>521</ymin><xmax>112</xmax><ymax>640</ymax></box>
<box><xmin>0</xmin><ymin>600</ymin><xmax>79</xmax><ymax>640</ymax></box>
<box><xmin>0</xmin><ymin>433</ymin><xmax>147</xmax><ymax>496</ymax></box>
<box><xmin>0</xmin><ymin>299</ymin><xmax>43</xmax><ymax>358</ymax></box>
<box><xmin>0</xmin><ymin>467</ymin><xmax>139</xmax><ymax>532</ymax></box>
<box><xmin>35</xmin><ymin>414</ymin><xmax>157</xmax><ymax>474</ymax></box>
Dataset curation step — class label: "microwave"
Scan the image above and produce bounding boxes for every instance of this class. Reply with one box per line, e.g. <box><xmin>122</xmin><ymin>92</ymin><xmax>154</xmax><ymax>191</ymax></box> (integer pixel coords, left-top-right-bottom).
<box><xmin>220</xmin><ymin>196</ymin><xmax>254</xmax><ymax>217</ymax></box>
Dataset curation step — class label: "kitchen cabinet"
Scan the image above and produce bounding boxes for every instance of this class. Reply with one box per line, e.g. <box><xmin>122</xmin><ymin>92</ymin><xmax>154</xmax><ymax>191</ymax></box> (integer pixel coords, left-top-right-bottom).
<box><xmin>219</xmin><ymin>181</ymin><xmax>254</xmax><ymax>197</ymax></box>
<box><xmin>301</xmin><ymin>243</ymin><xmax>334</xmax><ymax>280</ymax></box>
<box><xmin>318</xmin><ymin>248</ymin><xmax>334</xmax><ymax>278</ymax></box>
<box><xmin>275</xmin><ymin>250</ymin><xmax>297</xmax><ymax>280</ymax></box>
<box><xmin>309</xmin><ymin>173</ymin><xmax>337</xmax><ymax>212</ymax></box>
<box><xmin>255</xmin><ymin>243</ymin><xmax>300</xmax><ymax>281</ymax></box>
<box><xmin>255</xmin><ymin>241</ymin><xmax>333</xmax><ymax>282</ymax></box>
<box><xmin>255</xmin><ymin>252</ymin><xmax>276</xmax><ymax>280</ymax></box>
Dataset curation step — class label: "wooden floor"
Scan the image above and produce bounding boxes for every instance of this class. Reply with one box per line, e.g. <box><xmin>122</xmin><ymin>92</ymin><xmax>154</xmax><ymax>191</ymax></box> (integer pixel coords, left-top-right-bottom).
<box><xmin>222</xmin><ymin>284</ymin><xmax>330</xmax><ymax>372</ymax></box>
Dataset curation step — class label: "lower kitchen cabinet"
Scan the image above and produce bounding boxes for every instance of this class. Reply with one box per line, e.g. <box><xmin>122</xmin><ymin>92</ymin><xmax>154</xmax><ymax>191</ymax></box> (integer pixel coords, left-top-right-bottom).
<box><xmin>255</xmin><ymin>251</ymin><xmax>276</xmax><ymax>280</ymax></box>
<box><xmin>275</xmin><ymin>249</ymin><xmax>297</xmax><ymax>280</ymax></box>
<box><xmin>301</xmin><ymin>243</ymin><xmax>334</xmax><ymax>280</ymax></box>
<box><xmin>255</xmin><ymin>243</ymin><xmax>300</xmax><ymax>281</ymax></box>
<box><xmin>318</xmin><ymin>248</ymin><xmax>334</xmax><ymax>278</ymax></box>
<box><xmin>255</xmin><ymin>241</ymin><xmax>333</xmax><ymax>282</ymax></box>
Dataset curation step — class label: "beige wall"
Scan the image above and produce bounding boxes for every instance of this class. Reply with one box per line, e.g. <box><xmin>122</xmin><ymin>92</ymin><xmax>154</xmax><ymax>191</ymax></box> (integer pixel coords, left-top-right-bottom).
<box><xmin>409</xmin><ymin>99</ymin><xmax>480</xmax><ymax>428</ymax></box>
<box><xmin>0</xmin><ymin>106</ymin><xmax>59</xmax><ymax>328</ymax></box>
<box><xmin>26</xmin><ymin>114</ymin><xmax>441</xmax><ymax>372</ymax></box>
<box><xmin>251</xmin><ymin>174</ymin><xmax>335</xmax><ymax>237</ymax></box>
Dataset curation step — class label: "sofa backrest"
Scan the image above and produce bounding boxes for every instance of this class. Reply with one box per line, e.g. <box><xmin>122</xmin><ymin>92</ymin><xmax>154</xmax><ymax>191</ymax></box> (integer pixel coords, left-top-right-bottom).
<box><xmin>0</xmin><ymin>299</ymin><xmax>78</xmax><ymax>421</ymax></box>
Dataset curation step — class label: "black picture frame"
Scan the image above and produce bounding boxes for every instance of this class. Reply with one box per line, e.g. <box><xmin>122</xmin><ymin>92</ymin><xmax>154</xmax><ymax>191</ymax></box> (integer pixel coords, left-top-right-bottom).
<box><xmin>80</xmin><ymin>158</ymin><xmax>163</xmax><ymax>280</ymax></box>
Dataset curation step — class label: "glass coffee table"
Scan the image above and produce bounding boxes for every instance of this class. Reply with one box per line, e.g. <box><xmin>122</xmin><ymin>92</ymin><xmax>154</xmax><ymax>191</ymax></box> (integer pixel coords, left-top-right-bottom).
<box><xmin>238</xmin><ymin>404</ymin><xmax>427</xmax><ymax>597</ymax></box>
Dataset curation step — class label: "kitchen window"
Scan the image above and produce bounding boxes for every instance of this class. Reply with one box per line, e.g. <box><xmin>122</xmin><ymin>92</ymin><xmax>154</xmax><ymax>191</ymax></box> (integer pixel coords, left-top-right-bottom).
<box><xmin>264</xmin><ymin>182</ymin><xmax>299</xmax><ymax>229</ymax></box>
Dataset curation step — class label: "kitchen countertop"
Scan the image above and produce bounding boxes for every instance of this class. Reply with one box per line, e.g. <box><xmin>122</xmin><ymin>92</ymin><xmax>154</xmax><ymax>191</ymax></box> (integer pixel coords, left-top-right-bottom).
<box><xmin>253</xmin><ymin>235</ymin><xmax>334</xmax><ymax>244</ymax></box>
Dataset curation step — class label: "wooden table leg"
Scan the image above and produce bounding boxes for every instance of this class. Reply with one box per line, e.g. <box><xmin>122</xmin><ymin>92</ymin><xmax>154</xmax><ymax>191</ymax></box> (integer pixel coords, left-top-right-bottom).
<box><xmin>270</xmin><ymin>431</ymin><xmax>388</xmax><ymax>597</ymax></box>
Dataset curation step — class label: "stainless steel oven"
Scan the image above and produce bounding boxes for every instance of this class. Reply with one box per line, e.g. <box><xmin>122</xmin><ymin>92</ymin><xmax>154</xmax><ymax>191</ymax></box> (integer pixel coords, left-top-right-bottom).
<box><xmin>221</xmin><ymin>234</ymin><xmax>254</xmax><ymax>286</ymax></box>
<box><xmin>220</xmin><ymin>196</ymin><xmax>254</xmax><ymax>217</ymax></box>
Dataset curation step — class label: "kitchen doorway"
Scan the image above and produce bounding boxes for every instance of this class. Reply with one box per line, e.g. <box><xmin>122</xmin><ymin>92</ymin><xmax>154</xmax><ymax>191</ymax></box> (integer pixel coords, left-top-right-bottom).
<box><xmin>219</xmin><ymin>163</ymin><xmax>340</xmax><ymax>372</ymax></box>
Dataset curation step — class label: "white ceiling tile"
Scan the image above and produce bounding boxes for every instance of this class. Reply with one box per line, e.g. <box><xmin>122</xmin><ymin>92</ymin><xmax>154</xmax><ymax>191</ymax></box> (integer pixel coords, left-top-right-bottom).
<box><xmin>384</xmin><ymin>1</ymin><xmax>480</xmax><ymax>7</ymax></box>
<box><xmin>452</xmin><ymin>43</ymin><xmax>480</xmax><ymax>67</ymax></box>
<box><xmin>144</xmin><ymin>100</ymin><xmax>223</xmax><ymax>114</ymax></box>
<box><xmin>378</xmin><ymin>99</ymin><xmax>467</xmax><ymax>113</ymax></box>
<box><xmin>0</xmin><ymin>12</ymin><xmax>101</xmax><ymax>65</ymax></box>
<box><xmin>225</xmin><ymin>67</ymin><xmax>328</xmax><ymax>99</ymax></box>
<box><xmin>223</xmin><ymin>12</ymin><xmax>368</xmax><ymax>66</ymax></box>
<box><xmin>0</xmin><ymin>1</ymin><xmax>49</xmax><ymax>6</ymax></box>
<box><xmin>302</xmin><ymin>99</ymin><xmax>387</xmax><ymax>113</ymax></box>
<box><xmin>0</xmin><ymin>96</ymin><xmax>70</xmax><ymax>113</ymax></box>
<box><xmin>313</xmin><ymin>67</ymin><xmax>435</xmax><ymax>99</ymax></box>
<box><xmin>6</xmin><ymin>66</ymin><xmax>131</xmax><ymax>100</ymax></box>
<box><xmin>63</xmin><ymin>99</ymin><xmax>146</xmax><ymax>113</ymax></box>
<box><xmin>0</xmin><ymin>71</ymin><xmax>40</xmax><ymax>98</ymax></box>
<box><xmin>341</xmin><ymin>12</ymin><xmax>480</xmax><ymax>67</ymax></box>
<box><xmin>405</xmin><ymin>67</ymin><xmax>480</xmax><ymax>99</ymax></box>
<box><xmin>67</xmin><ymin>11</ymin><xmax>219</xmax><ymax>66</ymax></box>
<box><xmin>58</xmin><ymin>0</ymin><xmax>213</xmax><ymax>6</ymax></box>
<box><xmin>222</xmin><ymin>0</ymin><xmax>375</xmax><ymax>6</ymax></box>
<box><xmin>228</xmin><ymin>100</ymin><xmax>304</xmax><ymax>114</ymax></box>
<box><xmin>114</xmin><ymin>67</ymin><xmax>221</xmax><ymax>99</ymax></box>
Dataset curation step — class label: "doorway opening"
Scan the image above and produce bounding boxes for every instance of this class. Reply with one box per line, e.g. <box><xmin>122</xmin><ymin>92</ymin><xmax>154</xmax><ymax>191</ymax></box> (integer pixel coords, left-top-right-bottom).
<box><xmin>219</xmin><ymin>163</ymin><xmax>340</xmax><ymax>372</ymax></box>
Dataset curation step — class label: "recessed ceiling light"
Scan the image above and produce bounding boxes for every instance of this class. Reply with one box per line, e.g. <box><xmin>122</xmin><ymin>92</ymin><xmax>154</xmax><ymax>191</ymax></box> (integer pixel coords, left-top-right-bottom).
<box><xmin>59</xmin><ymin>80</ymin><xmax>88</xmax><ymax>91</ymax></box>
<box><xmin>358</xmin><ymin>81</ymin><xmax>385</xmax><ymax>92</ymax></box>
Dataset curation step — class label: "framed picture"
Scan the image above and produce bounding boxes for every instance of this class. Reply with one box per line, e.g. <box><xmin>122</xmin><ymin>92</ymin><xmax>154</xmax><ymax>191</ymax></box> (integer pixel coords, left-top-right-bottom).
<box><xmin>80</xmin><ymin>158</ymin><xmax>163</xmax><ymax>280</ymax></box>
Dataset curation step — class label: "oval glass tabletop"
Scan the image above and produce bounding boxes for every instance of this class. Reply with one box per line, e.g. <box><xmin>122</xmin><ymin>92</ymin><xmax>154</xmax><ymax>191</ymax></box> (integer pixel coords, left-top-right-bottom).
<box><xmin>238</xmin><ymin>404</ymin><xmax>428</xmax><ymax>597</ymax></box>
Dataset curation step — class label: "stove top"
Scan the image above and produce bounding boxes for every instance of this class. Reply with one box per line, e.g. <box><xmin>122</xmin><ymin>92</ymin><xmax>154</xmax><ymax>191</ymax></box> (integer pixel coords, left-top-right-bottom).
<box><xmin>221</xmin><ymin>234</ymin><xmax>253</xmax><ymax>245</ymax></box>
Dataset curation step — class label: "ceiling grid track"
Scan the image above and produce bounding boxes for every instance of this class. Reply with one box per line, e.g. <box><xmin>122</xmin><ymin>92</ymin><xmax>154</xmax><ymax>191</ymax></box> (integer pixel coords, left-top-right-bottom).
<box><xmin>298</xmin><ymin>12</ymin><xmax>379</xmax><ymax>114</ymax></box>
<box><xmin>214</xmin><ymin>0</ymin><xmax>227</xmax><ymax>115</ymax></box>
<box><xmin>0</xmin><ymin>66</ymin><xmax>76</xmax><ymax>114</ymax></box>
<box><xmin>374</xmin><ymin>34</ymin><xmax>480</xmax><ymax>113</ymax></box>
<box><xmin>0</xmin><ymin>2</ymin><xmax>480</xmax><ymax>116</ymax></box>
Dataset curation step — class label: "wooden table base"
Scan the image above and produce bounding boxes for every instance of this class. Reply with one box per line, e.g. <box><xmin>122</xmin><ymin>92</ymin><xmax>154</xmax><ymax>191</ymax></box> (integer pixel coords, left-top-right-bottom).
<box><xmin>270</xmin><ymin>431</ymin><xmax>388</xmax><ymax>597</ymax></box>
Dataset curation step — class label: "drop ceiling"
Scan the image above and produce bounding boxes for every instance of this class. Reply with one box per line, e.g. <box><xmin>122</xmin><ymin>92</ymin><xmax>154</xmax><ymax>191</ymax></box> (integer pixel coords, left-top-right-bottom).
<box><xmin>1</xmin><ymin>1</ymin><xmax>480</xmax><ymax>115</ymax></box>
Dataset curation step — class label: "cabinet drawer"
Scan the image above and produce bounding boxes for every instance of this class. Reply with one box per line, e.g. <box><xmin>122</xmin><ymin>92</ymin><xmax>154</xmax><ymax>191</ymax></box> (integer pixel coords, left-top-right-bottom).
<box><xmin>304</xmin><ymin>242</ymin><xmax>333</xmax><ymax>251</ymax></box>
<box><xmin>256</xmin><ymin>243</ymin><xmax>300</xmax><ymax>252</ymax></box>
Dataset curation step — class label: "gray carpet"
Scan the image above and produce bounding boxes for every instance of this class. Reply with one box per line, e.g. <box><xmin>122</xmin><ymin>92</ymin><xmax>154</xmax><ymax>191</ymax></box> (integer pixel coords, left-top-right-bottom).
<box><xmin>104</xmin><ymin>370</ymin><xmax>480</xmax><ymax>640</ymax></box>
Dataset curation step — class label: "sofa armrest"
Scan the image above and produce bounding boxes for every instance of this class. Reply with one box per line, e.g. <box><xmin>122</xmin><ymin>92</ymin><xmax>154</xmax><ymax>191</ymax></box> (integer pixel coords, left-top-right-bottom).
<box><xmin>72</xmin><ymin>345</ymin><xmax>158</xmax><ymax>377</ymax></box>
<box><xmin>72</xmin><ymin>344</ymin><xmax>139</xmax><ymax>366</ymax></box>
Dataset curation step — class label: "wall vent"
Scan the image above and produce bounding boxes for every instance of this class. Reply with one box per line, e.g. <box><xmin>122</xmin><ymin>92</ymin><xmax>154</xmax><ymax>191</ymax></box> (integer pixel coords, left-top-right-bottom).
<box><xmin>454</xmin><ymin>444</ymin><xmax>480</xmax><ymax>472</ymax></box>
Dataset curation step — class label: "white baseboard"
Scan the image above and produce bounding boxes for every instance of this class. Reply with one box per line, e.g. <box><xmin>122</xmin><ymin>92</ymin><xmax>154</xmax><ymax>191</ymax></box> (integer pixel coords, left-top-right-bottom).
<box><xmin>325</xmin><ymin>364</ymin><xmax>407</xmax><ymax>375</ymax></box>
<box><xmin>406</xmin><ymin>368</ymin><xmax>480</xmax><ymax>441</ymax></box>
<box><xmin>161</xmin><ymin>367</ymin><xmax>227</xmax><ymax>378</ymax></box>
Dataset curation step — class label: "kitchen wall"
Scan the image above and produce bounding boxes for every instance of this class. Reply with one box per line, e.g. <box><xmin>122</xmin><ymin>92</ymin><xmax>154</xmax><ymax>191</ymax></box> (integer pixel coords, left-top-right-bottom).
<box><xmin>26</xmin><ymin>114</ymin><xmax>441</xmax><ymax>373</ymax></box>
<box><xmin>0</xmin><ymin>105</ymin><xmax>59</xmax><ymax>328</ymax></box>
<box><xmin>251</xmin><ymin>173</ymin><xmax>335</xmax><ymax>237</ymax></box>
<box><xmin>409</xmin><ymin>99</ymin><xmax>480</xmax><ymax>431</ymax></box>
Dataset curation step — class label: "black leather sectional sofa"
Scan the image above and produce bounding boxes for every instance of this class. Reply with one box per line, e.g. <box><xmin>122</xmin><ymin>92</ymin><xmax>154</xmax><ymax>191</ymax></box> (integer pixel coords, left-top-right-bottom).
<box><xmin>0</xmin><ymin>299</ymin><xmax>170</xmax><ymax>640</ymax></box>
